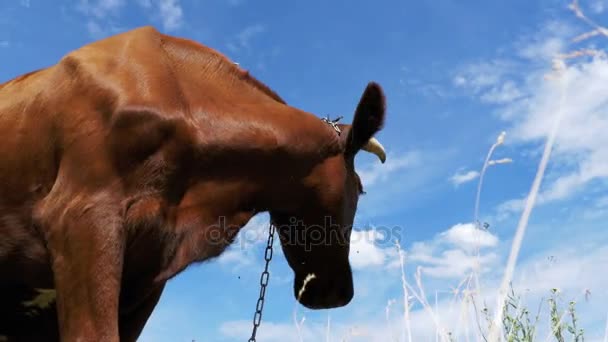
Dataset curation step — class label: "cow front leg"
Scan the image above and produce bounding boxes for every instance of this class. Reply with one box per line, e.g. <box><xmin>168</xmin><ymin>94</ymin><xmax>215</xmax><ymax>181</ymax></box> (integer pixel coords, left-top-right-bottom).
<box><xmin>45</xmin><ymin>203</ymin><xmax>125</xmax><ymax>342</ymax></box>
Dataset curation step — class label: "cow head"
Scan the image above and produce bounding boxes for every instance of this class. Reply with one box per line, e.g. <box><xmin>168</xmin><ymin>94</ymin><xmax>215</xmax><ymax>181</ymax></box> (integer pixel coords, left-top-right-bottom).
<box><xmin>270</xmin><ymin>82</ymin><xmax>386</xmax><ymax>309</ymax></box>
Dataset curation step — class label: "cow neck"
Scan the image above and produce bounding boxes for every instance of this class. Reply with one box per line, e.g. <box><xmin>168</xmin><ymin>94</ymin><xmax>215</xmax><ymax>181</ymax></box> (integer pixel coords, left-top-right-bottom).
<box><xmin>151</xmin><ymin>108</ymin><xmax>342</xmax><ymax>282</ymax></box>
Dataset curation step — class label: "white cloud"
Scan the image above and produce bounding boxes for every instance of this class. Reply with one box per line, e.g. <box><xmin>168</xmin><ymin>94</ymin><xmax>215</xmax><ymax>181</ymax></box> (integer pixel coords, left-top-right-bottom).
<box><xmin>219</xmin><ymin>309</ymin><xmax>468</xmax><ymax>342</ymax></box>
<box><xmin>582</xmin><ymin>195</ymin><xmax>608</xmax><ymax>219</ymax></box>
<box><xmin>20</xmin><ymin>0</ymin><xmax>30</xmax><ymax>7</ymax></box>
<box><xmin>399</xmin><ymin>67</ymin><xmax>453</xmax><ymax>99</ymax></box>
<box><xmin>407</xmin><ymin>223</ymin><xmax>499</xmax><ymax>278</ymax></box>
<box><xmin>218</xmin><ymin>231</ymin><xmax>608</xmax><ymax>342</ymax></box>
<box><xmin>495</xmin><ymin>197</ymin><xmax>526</xmax><ymax>218</ymax></box>
<box><xmin>158</xmin><ymin>0</ymin><xmax>183</xmax><ymax>31</ymax></box>
<box><xmin>412</xmin><ymin>248</ymin><xmax>498</xmax><ymax>279</ymax></box>
<box><xmin>513</xmin><ymin>244</ymin><xmax>608</xmax><ymax>298</ymax></box>
<box><xmin>77</xmin><ymin>0</ymin><xmax>126</xmax><ymax>38</ymax></box>
<box><xmin>440</xmin><ymin>223</ymin><xmax>498</xmax><ymax>250</ymax></box>
<box><xmin>217</xmin><ymin>219</ymin><xmax>402</xmax><ymax>272</ymax></box>
<box><xmin>515</xmin><ymin>21</ymin><xmax>574</xmax><ymax>62</ymax></box>
<box><xmin>590</xmin><ymin>0</ymin><xmax>607</xmax><ymax>14</ymax></box>
<box><xmin>349</xmin><ymin>229</ymin><xmax>396</xmax><ymax>269</ymax></box>
<box><xmin>453</xmin><ymin>75</ymin><xmax>467</xmax><ymax>86</ymax></box>
<box><xmin>479</xmin><ymin>80</ymin><xmax>524</xmax><ymax>104</ymax></box>
<box><xmin>227</xmin><ymin>24</ymin><xmax>266</xmax><ymax>53</ymax></box>
<box><xmin>220</xmin><ymin>320</ymin><xmax>295</xmax><ymax>341</ymax></box>
<box><xmin>86</xmin><ymin>21</ymin><xmax>104</xmax><ymax>38</ymax></box>
<box><xmin>453</xmin><ymin>59</ymin><xmax>526</xmax><ymax>106</ymax></box>
<box><xmin>216</xmin><ymin>247</ymin><xmax>254</xmax><ymax>266</ymax></box>
<box><xmin>495</xmin><ymin>55</ymin><xmax>608</xmax><ymax>215</ymax></box>
<box><xmin>358</xmin><ymin>151</ymin><xmax>421</xmax><ymax>188</ymax></box>
<box><xmin>83</xmin><ymin>20</ymin><xmax>124</xmax><ymax>39</ymax></box>
<box><xmin>453</xmin><ymin>59</ymin><xmax>513</xmax><ymax>92</ymax></box>
<box><xmin>76</xmin><ymin>0</ymin><xmax>184</xmax><ymax>38</ymax></box>
<box><xmin>452</xmin><ymin>19</ymin><xmax>608</xmax><ymax>217</ymax></box>
<box><xmin>497</xmin><ymin>237</ymin><xmax>608</xmax><ymax>341</ymax></box>
<box><xmin>78</xmin><ymin>0</ymin><xmax>125</xmax><ymax>18</ymax></box>
<box><xmin>443</xmin><ymin>19</ymin><xmax>608</xmax><ymax>338</ymax></box>
<box><xmin>0</xmin><ymin>41</ymin><xmax>9</xmax><ymax>48</ymax></box>
<box><xmin>215</xmin><ymin>213</ymin><xmax>273</xmax><ymax>269</ymax></box>
<box><xmin>449</xmin><ymin>169</ymin><xmax>479</xmax><ymax>186</ymax></box>
<box><xmin>355</xmin><ymin>148</ymin><xmax>454</xmax><ymax>222</ymax></box>
<box><xmin>219</xmin><ymin>319</ymin><xmax>390</xmax><ymax>342</ymax></box>
<box><xmin>219</xmin><ymin>221</ymin><xmax>398</xmax><ymax>271</ymax></box>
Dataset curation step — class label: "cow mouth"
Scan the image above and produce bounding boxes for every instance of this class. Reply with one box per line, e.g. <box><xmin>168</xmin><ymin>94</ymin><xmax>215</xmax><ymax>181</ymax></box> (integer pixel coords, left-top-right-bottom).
<box><xmin>293</xmin><ymin>271</ymin><xmax>354</xmax><ymax>309</ymax></box>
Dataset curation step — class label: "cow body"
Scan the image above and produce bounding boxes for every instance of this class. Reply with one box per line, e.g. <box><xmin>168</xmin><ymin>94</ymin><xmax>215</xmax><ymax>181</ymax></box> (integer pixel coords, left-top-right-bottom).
<box><xmin>0</xmin><ymin>26</ymin><xmax>387</xmax><ymax>341</ymax></box>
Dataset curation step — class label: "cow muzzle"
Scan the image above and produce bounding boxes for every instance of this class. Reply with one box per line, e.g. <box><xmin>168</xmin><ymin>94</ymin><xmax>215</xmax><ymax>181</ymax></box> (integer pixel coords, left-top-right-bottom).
<box><xmin>293</xmin><ymin>268</ymin><xmax>354</xmax><ymax>309</ymax></box>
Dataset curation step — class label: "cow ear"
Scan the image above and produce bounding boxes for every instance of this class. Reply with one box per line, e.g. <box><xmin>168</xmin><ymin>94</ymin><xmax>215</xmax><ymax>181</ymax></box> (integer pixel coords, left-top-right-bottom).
<box><xmin>344</xmin><ymin>82</ymin><xmax>386</xmax><ymax>160</ymax></box>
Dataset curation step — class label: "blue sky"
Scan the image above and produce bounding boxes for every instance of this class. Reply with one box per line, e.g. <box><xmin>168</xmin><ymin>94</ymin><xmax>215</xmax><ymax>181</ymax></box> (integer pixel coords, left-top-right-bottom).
<box><xmin>2</xmin><ymin>0</ymin><xmax>608</xmax><ymax>341</ymax></box>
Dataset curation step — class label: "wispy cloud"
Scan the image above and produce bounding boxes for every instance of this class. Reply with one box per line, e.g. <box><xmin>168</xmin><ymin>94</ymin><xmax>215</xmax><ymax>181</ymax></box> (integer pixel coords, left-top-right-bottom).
<box><xmin>514</xmin><ymin>20</ymin><xmax>573</xmax><ymax>62</ymax></box>
<box><xmin>354</xmin><ymin>148</ymin><xmax>455</xmax><ymax>222</ymax></box>
<box><xmin>0</xmin><ymin>40</ymin><xmax>9</xmax><ymax>48</ymax></box>
<box><xmin>86</xmin><ymin>21</ymin><xmax>105</xmax><ymax>38</ymax></box>
<box><xmin>76</xmin><ymin>0</ymin><xmax>126</xmax><ymax>38</ymax></box>
<box><xmin>590</xmin><ymin>0</ymin><xmax>607</xmax><ymax>13</ymax></box>
<box><xmin>219</xmin><ymin>319</ymin><xmax>340</xmax><ymax>342</ymax></box>
<box><xmin>479</xmin><ymin>80</ymin><xmax>524</xmax><ymax>104</ymax></box>
<box><xmin>399</xmin><ymin>66</ymin><xmax>452</xmax><ymax>99</ymax></box>
<box><xmin>227</xmin><ymin>24</ymin><xmax>266</xmax><ymax>54</ymax></box>
<box><xmin>439</xmin><ymin>223</ymin><xmax>498</xmax><ymax>250</ymax></box>
<box><xmin>219</xmin><ymin>317</ymin><xmax>400</xmax><ymax>342</ymax></box>
<box><xmin>217</xmin><ymin>218</ymin><xmax>400</xmax><ymax>272</ymax></box>
<box><xmin>349</xmin><ymin>229</ymin><xmax>398</xmax><ymax>270</ymax></box>
<box><xmin>76</xmin><ymin>0</ymin><xmax>184</xmax><ymax>38</ymax></box>
<box><xmin>218</xmin><ymin>224</ymin><xmax>608</xmax><ymax>341</ymax></box>
<box><xmin>453</xmin><ymin>59</ymin><xmax>514</xmax><ymax>91</ymax></box>
<box><xmin>136</xmin><ymin>0</ymin><xmax>185</xmax><ymax>31</ymax></box>
<box><xmin>454</xmin><ymin>18</ymin><xmax>608</xmax><ymax>219</ymax></box>
<box><xmin>215</xmin><ymin>213</ymin><xmax>272</xmax><ymax>270</ymax></box>
<box><xmin>452</xmin><ymin>59</ymin><xmax>526</xmax><ymax>106</ymax></box>
<box><xmin>581</xmin><ymin>195</ymin><xmax>608</xmax><ymax>219</ymax></box>
<box><xmin>158</xmin><ymin>0</ymin><xmax>183</xmax><ymax>31</ymax></box>
<box><xmin>449</xmin><ymin>169</ymin><xmax>480</xmax><ymax>186</ymax></box>
<box><xmin>358</xmin><ymin>151</ymin><xmax>421</xmax><ymax>188</ymax></box>
<box><xmin>77</xmin><ymin>0</ymin><xmax>125</xmax><ymax>18</ymax></box>
<box><xmin>406</xmin><ymin>222</ymin><xmax>499</xmax><ymax>278</ymax></box>
<box><xmin>503</xmin><ymin>56</ymin><xmax>608</xmax><ymax>201</ymax></box>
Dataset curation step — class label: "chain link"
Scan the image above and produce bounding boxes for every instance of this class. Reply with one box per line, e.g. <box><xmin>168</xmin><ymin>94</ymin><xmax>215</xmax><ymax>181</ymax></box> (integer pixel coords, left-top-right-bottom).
<box><xmin>321</xmin><ymin>115</ymin><xmax>343</xmax><ymax>135</ymax></box>
<box><xmin>248</xmin><ymin>222</ymin><xmax>276</xmax><ymax>342</ymax></box>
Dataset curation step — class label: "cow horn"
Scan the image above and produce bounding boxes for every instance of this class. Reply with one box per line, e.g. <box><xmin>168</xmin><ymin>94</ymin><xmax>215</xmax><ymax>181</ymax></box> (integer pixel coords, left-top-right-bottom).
<box><xmin>362</xmin><ymin>137</ymin><xmax>386</xmax><ymax>163</ymax></box>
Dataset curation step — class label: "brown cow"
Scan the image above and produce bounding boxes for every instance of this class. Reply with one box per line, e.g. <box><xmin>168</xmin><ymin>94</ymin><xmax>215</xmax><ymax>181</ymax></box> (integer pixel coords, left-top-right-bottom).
<box><xmin>0</xmin><ymin>26</ymin><xmax>387</xmax><ymax>341</ymax></box>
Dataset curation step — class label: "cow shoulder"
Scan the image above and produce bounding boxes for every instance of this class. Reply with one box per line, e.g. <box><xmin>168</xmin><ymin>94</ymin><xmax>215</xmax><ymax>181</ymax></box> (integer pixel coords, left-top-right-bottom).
<box><xmin>108</xmin><ymin>108</ymin><xmax>177</xmax><ymax>172</ymax></box>
<box><xmin>49</xmin><ymin>28</ymin><xmax>195</xmax><ymax>174</ymax></box>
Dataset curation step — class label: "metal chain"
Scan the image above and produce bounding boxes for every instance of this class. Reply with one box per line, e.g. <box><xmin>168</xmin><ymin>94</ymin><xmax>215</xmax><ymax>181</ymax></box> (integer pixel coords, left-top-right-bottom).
<box><xmin>248</xmin><ymin>222</ymin><xmax>276</xmax><ymax>342</ymax></box>
<box><xmin>321</xmin><ymin>115</ymin><xmax>343</xmax><ymax>135</ymax></box>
